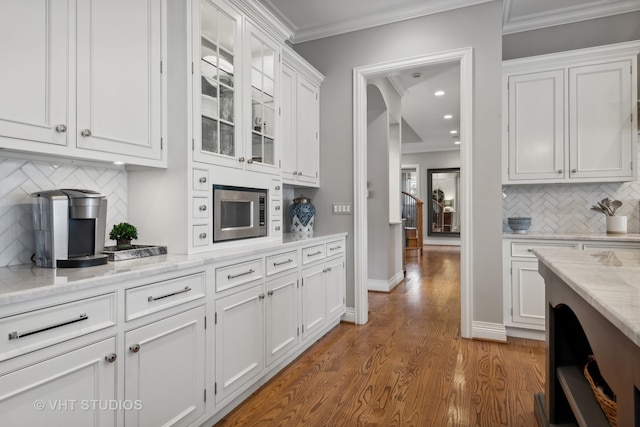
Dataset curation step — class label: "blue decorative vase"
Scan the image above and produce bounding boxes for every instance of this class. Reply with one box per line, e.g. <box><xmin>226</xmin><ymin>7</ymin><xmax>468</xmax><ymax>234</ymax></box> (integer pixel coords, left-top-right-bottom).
<box><xmin>289</xmin><ymin>196</ymin><xmax>315</xmax><ymax>234</ymax></box>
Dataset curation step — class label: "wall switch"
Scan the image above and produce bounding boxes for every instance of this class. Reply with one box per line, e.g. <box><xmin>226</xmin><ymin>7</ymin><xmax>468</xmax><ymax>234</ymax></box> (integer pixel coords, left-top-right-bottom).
<box><xmin>332</xmin><ymin>203</ymin><xmax>352</xmax><ymax>215</ymax></box>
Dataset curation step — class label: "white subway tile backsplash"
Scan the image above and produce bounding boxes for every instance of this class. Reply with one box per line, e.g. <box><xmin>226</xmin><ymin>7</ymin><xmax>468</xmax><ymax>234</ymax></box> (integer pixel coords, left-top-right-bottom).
<box><xmin>0</xmin><ymin>157</ymin><xmax>127</xmax><ymax>267</ymax></box>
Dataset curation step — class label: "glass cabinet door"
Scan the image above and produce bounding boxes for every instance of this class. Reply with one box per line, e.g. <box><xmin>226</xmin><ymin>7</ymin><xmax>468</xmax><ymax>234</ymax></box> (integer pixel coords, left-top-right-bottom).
<box><xmin>197</xmin><ymin>0</ymin><xmax>240</xmax><ymax>165</ymax></box>
<box><xmin>248</xmin><ymin>25</ymin><xmax>278</xmax><ymax>169</ymax></box>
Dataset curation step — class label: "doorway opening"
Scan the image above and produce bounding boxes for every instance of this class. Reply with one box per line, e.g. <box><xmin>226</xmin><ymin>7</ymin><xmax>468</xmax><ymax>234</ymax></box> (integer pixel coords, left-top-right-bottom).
<box><xmin>353</xmin><ymin>48</ymin><xmax>473</xmax><ymax>338</ymax></box>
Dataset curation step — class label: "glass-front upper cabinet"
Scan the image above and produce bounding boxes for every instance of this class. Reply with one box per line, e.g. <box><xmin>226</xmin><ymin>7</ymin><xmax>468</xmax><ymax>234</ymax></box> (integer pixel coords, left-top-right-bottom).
<box><xmin>194</xmin><ymin>0</ymin><xmax>243</xmax><ymax>168</ymax></box>
<box><xmin>245</xmin><ymin>22</ymin><xmax>280</xmax><ymax>174</ymax></box>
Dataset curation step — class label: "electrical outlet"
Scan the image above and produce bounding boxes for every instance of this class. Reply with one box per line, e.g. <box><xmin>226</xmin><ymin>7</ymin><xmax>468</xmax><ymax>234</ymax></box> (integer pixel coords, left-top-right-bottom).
<box><xmin>332</xmin><ymin>203</ymin><xmax>352</xmax><ymax>215</ymax></box>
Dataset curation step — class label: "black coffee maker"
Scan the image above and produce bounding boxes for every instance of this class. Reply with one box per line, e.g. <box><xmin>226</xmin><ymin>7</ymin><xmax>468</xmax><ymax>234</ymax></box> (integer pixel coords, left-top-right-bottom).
<box><xmin>32</xmin><ymin>189</ymin><xmax>108</xmax><ymax>268</ymax></box>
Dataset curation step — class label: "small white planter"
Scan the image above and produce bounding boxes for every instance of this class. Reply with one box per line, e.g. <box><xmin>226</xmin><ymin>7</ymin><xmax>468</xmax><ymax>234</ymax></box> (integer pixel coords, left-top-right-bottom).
<box><xmin>606</xmin><ymin>215</ymin><xmax>627</xmax><ymax>234</ymax></box>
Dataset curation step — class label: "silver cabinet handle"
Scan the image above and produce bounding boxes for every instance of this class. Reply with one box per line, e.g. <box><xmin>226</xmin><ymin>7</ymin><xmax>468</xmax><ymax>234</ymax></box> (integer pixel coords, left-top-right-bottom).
<box><xmin>275</xmin><ymin>226</ymin><xmax>281</xmax><ymax>231</ymax></box>
<box><xmin>273</xmin><ymin>258</ymin><xmax>293</xmax><ymax>266</ymax></box>
<box><xmin>130</xmin><ymin>344</ymin><xmax>141</xmax><ymax>353</ymax></box>
<box><xmin>275</xmin><ymin>185</ymin><xmax>281</xmax><ymax>190</ymax></box>
<box><xmin>329</xmin><ymin>245</ymin><xmax>342</xmax><ymax>251</ymax></box>
<box><xmin>8</xmin><ymin>313</ymin><xmax>88</xmax><ymax>340</ymax></box>
<box><xmin>307</xmin><ymin>251</ymin><xmax>322</xmax><ymax>257</ymax></box>
<box><xmin>247</xmin><ymin>158</ymin><xmax>253</xmax><ymax>164</ymax></box>
<box><xmin>557</xmin><ymin>170</ymin><xmax>563</xmax><ymax>174</ymax></box>
<box><xmin>297</xmin><ymin>171</ymin><xmax>302</xmax><ymax>176</ymax></box>
<box><xmin>55</xmin><ymin>124</ymin><xmax>67</xmax><ymax>133</ymax></box>
<box><xmin>199</xmin><ymin>205</ymin><xmax>207</xmax><ymax>211</ymax></box>
<box><xmin>238</xmin><ymin>157</ymin><xmax>245</xmax><ymax>163</ymax></box>
<box><xmin>527</xmin><ymin>248</ymin><xmax>534</xmax><ymax>252</ymax></box>
<box><xmin>293</xmin><ymin>171</ymin><xmax>297</xmax><ymax>175</ymax></box>
<box><xmin>571</xmin><ymin>169</ymin><xmax>577</xmax><ymax>173</ymax></box>
<box><xmin>275</xmin><ymin>206</ymin><xmax>281</xmax><ymax>211</ymax></box>
<box><xmin>199</xmin><ymin>177</ymin><xmax>207</xmax><ymax>183</ymax></box>
<box><xmin>199</xmin><ymin>233</ymin><xmax>207</xmax><ymax>239</ymax></box>
<box><xmin>228</xmin><ymin>269</ymin><xmax>255</xmax><ymax>279</ymax></box>
<box><xmin>148</xmin><ymin>286</ymin><xmax>192</xmax><ymax>302</ymax></box>
<box><xmin>267</xmin><ymin>290</ymin><xmax>274</xmax><ymax>296</ymax></box>
<box><xmin>81</xmin><ymin>129</ymin><xmax>92</xmax><ymax>137</ymax></box>
<box><xmin>105</xmin><ymin>353</ymin><xmax>117</xmax><ymax>363</ymax></box>
<box><xmin>258</xmin><ymin>293</ymin><xmax>265</xmax><ymax>300</ymax></box>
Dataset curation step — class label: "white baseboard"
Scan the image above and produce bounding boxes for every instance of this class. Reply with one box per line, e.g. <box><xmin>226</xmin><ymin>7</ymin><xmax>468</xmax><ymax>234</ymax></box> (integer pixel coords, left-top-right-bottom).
<box><xmin>506</xmin><ymin>326</ymin><xmax>544</xmax><ymax>341</ymax></box>
<box><xmin>341</xmin><ymin>307</ymin><xmax>355</xmax><ymax>323</ymax></box>
<box><xmin>472</xmin><ymin>321</ymin><xmax>507</xmax><ymax>342</ymax></box>
<box><xmin>367</xmin><ymin>270</ymin><xmax>404</xmax><ymax>292</ymax></box>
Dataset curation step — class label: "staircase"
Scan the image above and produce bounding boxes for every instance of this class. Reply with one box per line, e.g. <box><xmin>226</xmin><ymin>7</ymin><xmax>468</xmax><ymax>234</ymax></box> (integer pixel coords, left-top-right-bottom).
<box><xmin>402</xmin><ymin>192</ymin><xmax>423</xmax><ymax>257</ymax></box>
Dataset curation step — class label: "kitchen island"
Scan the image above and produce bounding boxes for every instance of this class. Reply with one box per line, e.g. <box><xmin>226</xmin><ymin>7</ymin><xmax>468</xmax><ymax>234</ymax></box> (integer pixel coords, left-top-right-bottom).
<box><xmin>534</xmin><ymin>248</ymin><xmax>640</xmax><ymax>426</ymax></box>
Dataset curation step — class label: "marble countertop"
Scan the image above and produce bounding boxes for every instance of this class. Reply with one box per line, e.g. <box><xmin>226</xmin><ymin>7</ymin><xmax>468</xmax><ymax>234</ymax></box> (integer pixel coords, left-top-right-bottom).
<box><xmin>503</xmin><ymin>232</ymin><xmax>640</xmax><ymax>242</ymax></box>
<box><xmin>0</xmin><ymin>232</ymin><xmax>347</xmax><ymax>307</ymax></box>
<box><xmin>535</xmin><ymin>248</ymin><xmax>640</xmax><ymax>347</ymax></box>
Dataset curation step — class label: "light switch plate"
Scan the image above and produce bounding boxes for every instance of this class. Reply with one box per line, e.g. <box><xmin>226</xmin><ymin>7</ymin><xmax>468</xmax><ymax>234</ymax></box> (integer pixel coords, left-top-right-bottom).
<box><xmin>332</xmin><ymin>203</ymin><xmax>352</xmax><ymax>215</ymax></box>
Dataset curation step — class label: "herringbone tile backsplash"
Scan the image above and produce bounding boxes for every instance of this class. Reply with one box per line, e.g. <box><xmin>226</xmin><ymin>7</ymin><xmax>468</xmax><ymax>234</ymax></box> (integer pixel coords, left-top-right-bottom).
<box><xmin>503</xmin><ymin>180</ymin><xmax>640</xmax><ymax>234</ymax></box>
<box><xmin>0</xmin><ymin>156</ymin><xmax>127</xmax><ymax>267</ymax></box>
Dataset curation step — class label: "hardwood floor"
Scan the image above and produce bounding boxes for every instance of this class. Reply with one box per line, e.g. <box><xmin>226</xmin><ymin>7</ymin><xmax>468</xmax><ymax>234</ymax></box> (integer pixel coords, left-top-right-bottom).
<box><xmin>214</xmin><ymin>246</ymin><xmax>545</xmax><ymax>426</ymax></box>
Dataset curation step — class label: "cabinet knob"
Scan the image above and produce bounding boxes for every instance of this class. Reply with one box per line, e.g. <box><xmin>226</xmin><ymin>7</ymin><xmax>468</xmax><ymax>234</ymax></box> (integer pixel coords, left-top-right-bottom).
<box><xmin>571</xmin><ymin>169</ymin><xmax>577</xmax><ymax>173</ymax></box>
<box><xmin>292</xmin><ymin>171</ymin><xmax>297</xmax><ymax>175</ymax></box>
<box><xmin>275</xmin><ymin>226</ymin><xmax>281</xmax><ymax>231</ymax></box>
<box><xmin>527</xmin><ymin>248</ymin><xmax>534</xmax><ymax>252</ymax></box>
<box><xmin>81</xmin><ymin>129</ymin><xmax>92</xmax><ymax>137</ymax></box>
<box><xmin>275</xmin><ymin>205</ymin><xmax>281</xmax><ymax>211</ymax></box>
<box><xmin>557</xmin><ymin>170</ymin><xmax>563</xmax><ymax>174</ymax></box>
<box><xmin>259</xmin><ymin>293</ymin><xmax>265</xmax><ymax>300</ymax></box>
<box><xmin>199</xmin><ymin>233</ymin><xmax>207</xmax><ymax>239</ymax></box>
<box><xmin>55</xmin><ymin>124</ymin><xmax>67</xmax><ymax>133</ymax></box>
<box><xmin>247</xmin><ymin>158</ymin><xmax>253</xmax><ymax>164</ymax></box>
<box><xmin>275</xmin><ymin>186</ymin><xmax>281</xmax><ymax>191</ymax></box>
<box><xmin>238</xmin><ymin>157</ymin><xmax>245</xmax><ymax>163</ymax></box>
<box><xmin>199</xmin><ymin>177</ymin><xmax>207</xmax><ymax>183</ymax></box>
<box><xmin>129</xmin><ymin>344</ymin><xmax>141</xmax><ymax>353</ymax></box>
<box><xmin>267</xmin><ymin>290</ymin><xmax>274</xmax><ymax>296</ymax></box>
<box><xmin>105</xmin><ymin>353</ymin><xmax>117</xmax><ymax>363</ymax></box>
<box><xmin>297</xmin><ymin>171</ymin><xmax>303</xmax><ymax>176</ymax></box>
<box><xmin>199</xmin><ymin>205</ymin><xmax>207</xmax><ymax>211</ymax></box>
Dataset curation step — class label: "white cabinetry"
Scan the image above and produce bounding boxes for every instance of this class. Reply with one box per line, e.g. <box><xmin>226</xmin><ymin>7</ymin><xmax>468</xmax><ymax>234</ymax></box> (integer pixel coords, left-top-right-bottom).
<box><xmin>502</xmin><ymin>41</ymin><xmax>639</xmax><ymax>184</ymax></box>
<box><xmin>281</xmin><ymin>46</ymin><xmax>324</xmax><ymax>187</ymax></box>
<box><xmin>124</xmin><ymin>306</ymin><xmax>206</xmax><ymax>427</ymax></box>
<box><xmin>503</xmin><ymin>238</ymin><xmax>640</xmax><ymax>339</ymax></box>
<box><xmin>265</xmin><ymin>271</ymin><xmax>299</xmax><ymax>366</ymax></box>
<box><xmin>215</xmin><ymin>282</ymin><xmax>265</xmax><ymax>404</ymax></box>
<box><xmin>0</xmin><ymin>0</ymin><xmax>166</xmax><ymax>167</ymax></box>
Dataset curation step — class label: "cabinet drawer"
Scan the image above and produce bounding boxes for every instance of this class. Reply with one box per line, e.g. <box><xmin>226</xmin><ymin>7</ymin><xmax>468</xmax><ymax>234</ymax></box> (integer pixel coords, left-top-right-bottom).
<box><xmin>125</xmin><ymin>273</ymin><xmax>206</xmax><ymax>321</ymax></box>
<box><xmin>193</xmin><ymin>197</ymin><xmax>209</xmax><ymax>219</ymax></box>
<box><xmin>271</xmin><ymin>221</ymin><xmax>282</xmax><ymax>235</ymax></box>
<box><xmin>0</xmin><ymin>293</ymin><xmax>116</xmax><ymax>361</ymax></box>
<box><xmin>193</xmin><ymin>169</ymin><xmax>209</xmax><ymax>191</ymax></box>
<box><xmin>326</xmin><ymin>239</ymin><xmax>345</xmax><ymax>258</ymax></box>
<box><xmin>271</xmin><ymin>200</ymin><xmax>282</xmax><ymax>218</ymax></box>
<box><xmin>270</xmin><ymin>179</ymin><xmax>282</xmax><ymax>198</ymax></box>
<box><xmin>582</xmin><ymin>242</ymin><xmax>640</xmax><ymax>251</ymax></box>
<box><xmin>511</xmin><ymin>242</ymin><xmax>578</xmax><ymax>258</ymax></box>
<box><xmin>216</xmin><ymin>258</ymin><xmax>264</xmax><ymax>292</ymax></box>
<box><xmin>266</xmin><ymin>251</ymin><xmax>298</xmax><ymax>276</ymax></box>
<box><xmin>193</xmin><ymin>225</ymin><xmax>209</xmax><ymax>247</ymax></box>
<box><xmin>302</xmin><ymin>244</ymin><xmax>326</xmax><ymax>265</ymax></box>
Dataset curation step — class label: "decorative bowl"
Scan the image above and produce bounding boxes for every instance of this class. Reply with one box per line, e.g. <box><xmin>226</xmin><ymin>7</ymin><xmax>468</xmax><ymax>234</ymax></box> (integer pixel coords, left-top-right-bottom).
<box><xmin>508</xmin><ymin>217</ymin><xmax>531</xmax><ymax>234</ymax></box>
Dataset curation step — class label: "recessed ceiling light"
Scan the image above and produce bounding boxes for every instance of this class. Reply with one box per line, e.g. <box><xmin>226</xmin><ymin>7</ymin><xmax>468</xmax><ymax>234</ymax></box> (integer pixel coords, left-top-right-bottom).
<box><xmin>444</xmin><ymin>114</ymin><xmax>453</xmax><ymax>119</ymax></box>
<box><xmin>450</xmin><ymin>130</ymin><xmax>458</xmax><ymax>135</ymax></box>
<box><xmin>434</xmin><ymin>90</ymin><xmax>445</xmax><ymax>96</ymax></box>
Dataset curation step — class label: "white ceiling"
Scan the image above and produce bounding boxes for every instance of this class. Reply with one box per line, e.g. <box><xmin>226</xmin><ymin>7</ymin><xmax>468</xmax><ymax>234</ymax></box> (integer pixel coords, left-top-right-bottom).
<box><xmin>259</xmin><ymin>0</ymin><xmax>640</xmax><ymax>152</ymax></box>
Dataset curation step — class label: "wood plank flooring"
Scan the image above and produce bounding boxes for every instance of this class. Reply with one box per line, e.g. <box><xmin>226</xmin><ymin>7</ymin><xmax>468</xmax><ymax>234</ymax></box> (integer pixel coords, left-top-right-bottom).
<box><xmin>214</xmin><ymin>246</ymin><xmax>545</xmax><ymax>426</ymax></box>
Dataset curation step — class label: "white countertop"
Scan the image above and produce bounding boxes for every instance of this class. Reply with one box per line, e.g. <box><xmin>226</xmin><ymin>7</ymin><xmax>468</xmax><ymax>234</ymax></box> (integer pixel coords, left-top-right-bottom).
<box><xmin>0</xmin><ymin>232</ymin><xmax>347</xmax><ymax>307</ymax></box>
<box><xmin>535</xmin><ymin>248</ymin><xmax>640</xmax><ymax>347</ymax></box>
<box><xmin>503</xmin><ymin>232</ymin><xmax>640</xmax><ymax>242</ymax></box>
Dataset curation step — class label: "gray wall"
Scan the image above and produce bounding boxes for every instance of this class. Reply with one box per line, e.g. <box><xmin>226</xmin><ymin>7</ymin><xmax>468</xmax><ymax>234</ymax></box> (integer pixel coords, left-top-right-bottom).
<box><xmin>294</xmin><ymin>1</ymin><xmax>504</xmax><ymax>323</ymax></box>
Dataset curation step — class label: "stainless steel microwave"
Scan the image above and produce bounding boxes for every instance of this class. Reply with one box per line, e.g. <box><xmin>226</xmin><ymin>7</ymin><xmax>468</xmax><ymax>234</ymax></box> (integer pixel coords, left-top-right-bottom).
<box><xmin>213</xmin><ymin>185</ymin><xmax>267</xmax><ymax>242</ymax></box>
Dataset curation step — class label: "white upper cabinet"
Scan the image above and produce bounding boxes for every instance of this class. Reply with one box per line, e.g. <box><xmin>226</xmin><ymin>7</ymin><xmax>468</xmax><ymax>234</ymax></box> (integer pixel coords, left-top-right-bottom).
<box><xmin>0</xmin><ymin>1</ymin><xmax>70</xmax><ymax>147</ymax></box>
<box><xmin>75</xmin><ymin>0</ymin><xmax>165</xmax><ymax>163</ymax></box>
<box><xmin>0</xmin><ymin>0</ymin><xmax>166</xmax><ymax>167</ymax></box>
<box><xmin>194</xmin><ymin>0</ymin><xmax>243</xmax><ymax>169</ymax></box>
<box><xmin>281</xmin><ymin>46</ymin><xmax>323</xmax><ymax>187</ymax></box>
<box><xmin>503</xmin><ymin>41</ymin><xmax>639</xmax><ymax>184</ymax></box>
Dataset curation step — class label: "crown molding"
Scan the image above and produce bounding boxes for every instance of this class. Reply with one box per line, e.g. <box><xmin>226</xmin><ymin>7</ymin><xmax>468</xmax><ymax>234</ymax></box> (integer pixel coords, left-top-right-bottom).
<box><xmin>290</xmin><ymin>0</ymin><xmax>493</xmax><ymax>43</ymax></box>
<box><xmin>503</xmin><ymin>0</ymin><xmax>640</xmax><ymax>34</ymax></box>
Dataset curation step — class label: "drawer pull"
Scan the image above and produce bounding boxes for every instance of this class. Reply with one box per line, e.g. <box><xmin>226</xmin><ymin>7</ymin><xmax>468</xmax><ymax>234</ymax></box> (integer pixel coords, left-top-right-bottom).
<box><xmin>227</xmin><ymin>269</ymin><xmax>255</xmax><ymax>280</ymax></box>
<box><xmin>275</xmin><ymin>226</ymin><xmax>281</xmax><ymax>231</ymax></box>
<box><xmin>275</xmin><ymin>205</ymin><xmax>281</xmax><ymax>211</ymax></box>
<box><xmin>275</xmin><ymin>185</ymin><xmax>281</xmax><ymax>191</ymax></box>
<box><xmin>199</xmin><ymin>205</ymin><xmax>207</xmax><ymax>211</ymax></box>
<box><xmin>267</xmin><ymin>290</ymin><xmax>274</xmax><ymax>296</ymax></box>
<box><xmin>199</xmin><ymin>233</ymin><xmax>207</xmax><ymax>239</ymax></box>
<box><xmin>307</xmin><ymin>251</ymin><xmax>322</xmax><ymax>257</ymax></box>
<box><xmin>148</xmin><ymin>286</ymin><xmax>192</xmax><ymax>302</ymax></box>
<box><xmin>323</xmin><ymin>267</ymin><xmax>333</xmax><ymax>273</ymax></box>
<box><xmin>105</xmin><ymin>353</ymin><xmax>117</xmax><ymax>363</ymax></box>
<box><xmin>8</xmin><ymin>313</ymin><xmax>89</xmax><ymax>341</ymax></box>
<box><xmin>329</xmin><ymin>245</ymin><xmax>342</xmax><ymax>251</ymax></box>
<box><xmin>199</xmin><ymin>176</ymin><xmax>207</xmax><ymax>183</ymax></box>
<box><xmin>130</xmin><ymin>344</ymin><xmax>141</xmax><ymax>353</ymax></box>
<box><xmin>273</xmin><ymin>258</ymin><xmax>293</xmax><ymax>266</ymax></box>
<box><xmin>527</xmin><ymin>249</ymin><xmax>534</xmax><ymax>252</ymax></box>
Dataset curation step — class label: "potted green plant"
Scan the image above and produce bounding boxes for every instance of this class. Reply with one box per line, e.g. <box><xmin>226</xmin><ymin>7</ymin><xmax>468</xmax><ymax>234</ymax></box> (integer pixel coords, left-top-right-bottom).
<box><xmin>109</xmin><ymin>222</ymin><xmax>138</xmax><ymax>249</ymax></box>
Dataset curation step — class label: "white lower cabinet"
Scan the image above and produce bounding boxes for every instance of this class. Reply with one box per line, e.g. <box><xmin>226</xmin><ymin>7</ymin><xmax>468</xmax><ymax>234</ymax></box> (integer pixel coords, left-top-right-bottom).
<box><xmin>125</xmin><ymin>306</ymin><xmax>206</xmax><ymax>427</ymax></box>
<box><xmin>301</xmin><ymin>263</ymin><xmax>326</xmax><ymax>340</ymax></box>
<box><xmin>510</xmin><ymin>260</ymin><xmax>545</xmax><ymax>327</ymax></box>
<box><xmin>215</xmin><ymin>282</ymin><xmax>264</xmax><ymax>405</ymax></box>
<box><xmin>325</xmin><ymin>256</ymin><xmax>346</xmax><ymax>321</ymax></box>
<box><xmin>265</xmin><ymin>272</ymin><xmax>299</xmax><ymax>366</ymax></box>
<box><xmin>0</xmin><ymin>337</ymin><xmax>117</xmax><ymax>427</ymax></box>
